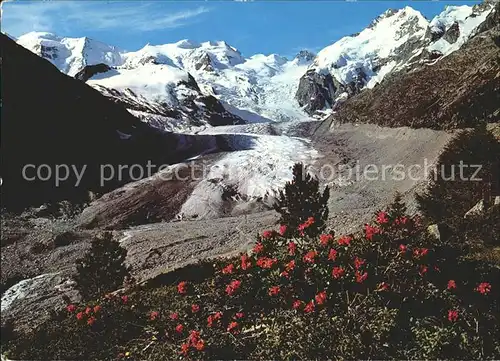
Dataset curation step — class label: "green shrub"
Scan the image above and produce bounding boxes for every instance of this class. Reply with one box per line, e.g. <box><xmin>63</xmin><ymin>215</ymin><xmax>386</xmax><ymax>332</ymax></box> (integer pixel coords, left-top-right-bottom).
<box><xmin>74</xmin><ymin>232</ymin><xmax>131</xmax><ymax>301</ymax></box>
<box><xmin>273</xmin><ymin>162</ymin><xmax>329</xmax><ymax>238</ymax></box>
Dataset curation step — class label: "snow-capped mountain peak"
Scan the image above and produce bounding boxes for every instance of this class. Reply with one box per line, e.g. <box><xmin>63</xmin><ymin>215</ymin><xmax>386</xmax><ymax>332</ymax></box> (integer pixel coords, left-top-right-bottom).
<box><xmin>296</xmin><ymin>1</ymin><xmax>496</xmax><ymax>115</ymax></box>
<box><xmin>17</xmin><ymin>31</ymin><xmax>123</xmax><ymax>76</ymax></box>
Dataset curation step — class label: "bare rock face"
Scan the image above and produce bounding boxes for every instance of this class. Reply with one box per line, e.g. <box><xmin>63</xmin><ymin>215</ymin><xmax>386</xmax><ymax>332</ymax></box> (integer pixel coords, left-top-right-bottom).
<box><xmin>295</xmin><ymin>70</ymin><xmax>340</xmax><ymax>113</ymax></box>
<box><xmin>194</xmin><ymin>52</ymin><xmax>214</xmax><ymax>72</ymax></box>
<box><xmin>74</xmin><ymin>63</ymin><xmax>111</xmax><ymax>82</ymax></box>
<box><xmin>443</xmin><ymin>22</ymin><xmax>461</xmax><ymax>44</ymax></box>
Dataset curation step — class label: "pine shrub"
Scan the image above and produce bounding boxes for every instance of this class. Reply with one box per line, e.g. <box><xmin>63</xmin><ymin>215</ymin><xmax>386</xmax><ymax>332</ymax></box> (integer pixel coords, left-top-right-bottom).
<box><xmin>273</xmin><ymin>162</ymin><xmax>329</xmax><ymax>238</ymax></box>
<box><xmin>74</xmin><ymin>232</ymin><xmax>130</xmax><ymax>300</ymax></box>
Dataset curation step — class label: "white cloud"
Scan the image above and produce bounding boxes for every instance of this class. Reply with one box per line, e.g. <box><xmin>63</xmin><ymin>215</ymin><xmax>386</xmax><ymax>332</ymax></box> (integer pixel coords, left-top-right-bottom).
<box><xmin>1</xmin><ymin>1</ymin><xmax>210</xmax><ymax>36</ymax></box>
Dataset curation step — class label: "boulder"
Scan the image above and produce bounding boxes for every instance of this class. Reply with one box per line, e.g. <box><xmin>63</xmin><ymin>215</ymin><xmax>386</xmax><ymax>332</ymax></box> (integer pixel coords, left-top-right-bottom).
<box><xmin>464</xmin><ymin>199</ymin><xmax>486</xmax><ymax>219</ymax></box>
<box><xmin>427</xmin><ymin>224</ymin><xmax>441</xmax><ymax>241</ymax></box>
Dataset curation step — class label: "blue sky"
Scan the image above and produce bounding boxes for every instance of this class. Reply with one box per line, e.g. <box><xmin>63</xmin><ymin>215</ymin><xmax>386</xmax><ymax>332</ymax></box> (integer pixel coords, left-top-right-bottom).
<box><xmin>1</xmin><ymin>0</ymin><xmax>480</xmax><ymax>58</ymax></box>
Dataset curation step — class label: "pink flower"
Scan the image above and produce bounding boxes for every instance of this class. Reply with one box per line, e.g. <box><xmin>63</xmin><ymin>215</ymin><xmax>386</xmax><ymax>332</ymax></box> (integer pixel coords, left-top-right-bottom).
<box><xmin>286</xmin><ymin>260</ymin><xmax>296</xmax><ymax>271</ymax></box>
<box><xmin>447</xmin><ymin>280</ymin><xmax>457</xmax><ymax>290</ymax></box>
<box><xmin>355</xmin><ymin>271</ymin><xmax>368</xmax><ymax>283</ymax></box>
<box><xmin>314</xmin><ymin>291</ymin><xmax>327</xmax><ymax>305</ymax></box>
<box><xmin>399</xmin><ymin>244</ymin><xmax>407</xmax><ymax>254</ymax></box>
<box><xmin>298</xmin><ymin>217</ymin><xmax>315</xmax><ymax>234</ymax></box>
<box><xmin>413</xmin><ymin>248</ymin><xmax>429</xmax><ymax>258</ymax></box>
<box><xmin>194</xmin><ymin>340</ymin><xmax>205</xmax><ymax>351</ymax></box>
<box><xmin>180</xmin><ymin>343</ymin><xmax>189</xmax><ymax>356</ymax></box>
<box><xmin>227</xmin><ymin>321</ymin><xmax>239</xmax><ymax>334</ymax></box>
<box><xmin>319</xmin><ymin>234</ymin><xmax>333</xmax><ymax>246</ymax></box>
<box><xmin>279</xmin><ymin>225</ymin><xmax>287</xmax><ymax>236</ymax></box>
<box><xmin>241</xmin><ymin>254</ymin><xmax>252</xmax><ymax>270</ymax></box>
<box><xmin>121</xmin><ymin>295</ymin><xmax>128</xmax><ymax>304</ymax></box>
<box><xmin>207</xmin><ymin>313</ymin><xmax>222</xmax><ymax>327</ymax></box>
<box><xmin>253</xmin><ymin>242</ymin><xmax>264</xmax><ymax>254</ymax></box>
<box><xmin>262</xmin><ymin>230</ymin><xmax>274</xmax><ymax>238</ymax></box>
<box><xmin>93</xmin><ymin>305</ymin><xmax>101</xmax><ymax>313</ymax></box>
<box><xmin>85</xmin><ymin>307</ymin><xmax>92</xmax><ymax>315</ymax></box>
<box><xmin>337</xmin><ymin>235</ymin><xmax>352</xmax><ymax>246</ymax></box>
<box><xmin>235</xmin><ymin>312</ymin><xmax>244</xmax><ymax>319</ymax></box>
<box><xmin>304</xmin><ymin>301</ymin><xmax>315</xmax><ymax>313</ymax></box>
<box><xmin>365</xmin><ymin>224</ymin><xmax>381</xmax><ymax>241</ymax></box>
<box><xmin>191</xmin><ymin>304</ymin><xmax>200</xmax><ymax>313</ymax></box>
<box><xmin>332</xmin><ymin>267</ymin><xmax>345</xmax><ymax>279</ymax></box>
<box><xmin>256</xmin><ymin>257</ymin><xmax>277</xmax><ymax>269</ymax></box>
<box><xmin>87</xmin><ymin>316</ymin><xmax>96</xmax><ymax>326</ymax></box>
<box><xmin>222</xmin><ymin>264</ymin><xmax>234</xmax><ymax>275</ymax></box>
<box><xmin>188</xmin><ymin>330</ymin><xmax>201</xmax><ymax>343</ymax></box>
<box><xmin>394</xmin><ymin>216</ymin><xmax>409</xmax><ymax>225</ymax></box>
<box><xmin>288</xmin><ymin>242</ymin><xmax>297</xmax><ymax>256</ymax></box>
<box><xmin>66</xmin><ymin>304</ymin><xmax>77</xmax><ymax>313</ymax></box>
<box><xmin>377</xmin><ymin>282</ymin><xmax>390</xmax><ymax>291</ymax></box>
<box><xmin>76</xmin><ymin>312</ymin><xmax>84</xmax><ymax>320</ymax></box>
<box><xmin>448</xmin><ymin>309</ymin><xmax>459</xmax><ymax>322</ymax></box>
<box><xmin>175</xmin><ymin>324</ymin><xmax>184</xmax><ymax>333</ymax></box>
<box><xmin>169</xmin><ymin>312</ymin><xmax>179</xmax><ymax>320</ymax></box>
<box><xmin>419</xmin><ymin>265</ymin><xmax>428</xmax><ymax>276</ymax></box>
<box><xmin>177</xmin><ymin>281</ymin><xmax>188</xmax><ymax>294</ymax></box>
<box><xmin>226</xmin><ymin>280</ymin><xmax>242</xmax><ymax>296</ymax></box>
<box><xmin>268</xmin><ymin>286</ymin><xmax>280</xmax><ymax>296</ymax></box>
<box><xmin>476</xmin><ymin>282</ymin><xmax>492</xmax><ymax>295</ymax></box>
<box><xmin>280</xmin><ymin>271</ymin><xmax>290</xmax><ymax>278</ymax></box>
<box><xmin>376</xmin><ymin>211</ymin><xmax>389</xmax><ymax>224</ymax></box>
<box><xmin>353</xmin><ymin>257</ymin><xmax>365</xmax><ymax>270</ymax></box>
<box><xmin>292</xmin><ymin>300</ymin><xmax>303</xmax><ymax>310</ymax></box>
<box><xmin>150</xmin><ymin>311</ymin><xmax>159</xmax><ymax>321</ymax></box>
<box><xmin>303</xmin><ymin>250</ymin><xmax>318</xmax><ymax>263</ymax></box>
<box><xmin>328</xmin><ymin>248</ymin><xmax>338</xmax><ymax>261</ymax></box>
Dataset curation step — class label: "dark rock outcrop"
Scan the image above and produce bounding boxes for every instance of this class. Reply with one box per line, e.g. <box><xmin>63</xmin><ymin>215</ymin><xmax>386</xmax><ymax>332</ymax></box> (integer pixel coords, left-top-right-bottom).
<box><xmin>194</xmin><ymin>53</ymin><xmax>214</xmax><ymax>72</ymax></box>
<box><xmin>443</xmin><ymin>22</ymin><xmax>461</xmax><ymax>44</ymax></box>
<box><xmin>295</xmin><ymin>70</ymin><xmax>337</xmax><ymax>113</ymax></box>
<box><xmin>74</xmin><ymin>63</ymin><xmax>111</xmax><ymax>82</ymax></box>
<box><xmin>294</xmin><ymin>50</ymin><xmax>316</xmax><ymax>63</ymax></box>
<box><xmin>295</xmin><ymin>68</ymin><xmax>367</xmax><ymax>113</ymax></box>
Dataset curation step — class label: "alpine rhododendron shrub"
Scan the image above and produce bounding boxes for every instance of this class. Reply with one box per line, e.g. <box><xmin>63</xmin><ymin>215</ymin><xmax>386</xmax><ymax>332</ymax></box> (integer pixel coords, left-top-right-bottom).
<box><xmin>4</xmin><ymin>198</ymin><xmax>499</xmax><ymax>360</ymax></box>
<box><xmin>273</xmin><ymin>162</ymin><xmax>329</xmax><ymax>238</ymax></box>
